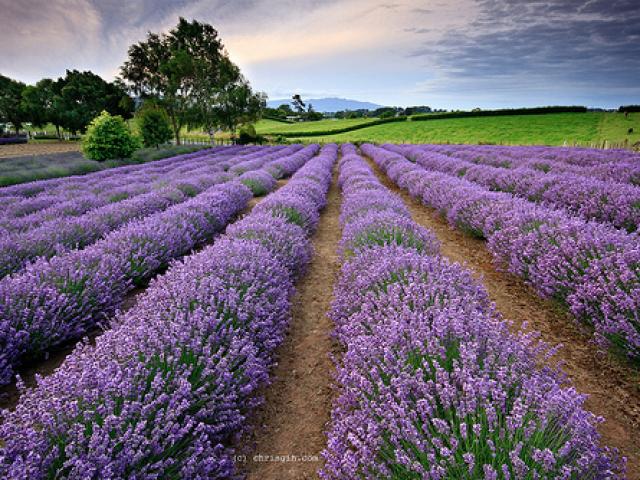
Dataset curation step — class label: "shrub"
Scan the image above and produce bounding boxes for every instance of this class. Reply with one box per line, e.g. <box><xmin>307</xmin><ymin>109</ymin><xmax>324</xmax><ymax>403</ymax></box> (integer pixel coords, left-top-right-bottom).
<box><xmin>137</xmin><ymin>105</ymin><xmax>173</xmax><ymax>148</ymax></box>
<box><xmin>238</xmin><ymin>124</ymin><xmax>264</xmax><ymax>145</ymax></box>
<box><xmin>82</xmin><ymin>110</ymin><xmax>140</xmax><ymax>161</ymax></box>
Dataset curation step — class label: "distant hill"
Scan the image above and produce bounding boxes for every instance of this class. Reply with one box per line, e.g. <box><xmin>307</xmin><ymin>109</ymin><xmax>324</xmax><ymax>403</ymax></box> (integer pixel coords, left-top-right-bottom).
<box><xmin>267</xmin><ymin>97</ymin><xmax>384</xmax><ymax>113</ymax></box>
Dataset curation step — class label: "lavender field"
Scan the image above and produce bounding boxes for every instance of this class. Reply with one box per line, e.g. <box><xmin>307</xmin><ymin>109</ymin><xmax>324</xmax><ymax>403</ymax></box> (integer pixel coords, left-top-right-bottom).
<box><xmin>0</xmin><ymin>143</ymin><xmax>639</xmax><ymax>479</ymax></box>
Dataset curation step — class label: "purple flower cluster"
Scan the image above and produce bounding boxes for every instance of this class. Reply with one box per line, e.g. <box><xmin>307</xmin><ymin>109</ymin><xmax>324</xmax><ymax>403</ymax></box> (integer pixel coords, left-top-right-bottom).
<box><xmin>386</xmin><ymin>144</ymin><xmax>640</xmax><ymax>232</ymax></box>
<box><xmin>0</xmin><ymin>150</ymin><xmax>224</xmax><ymax>225</ymax></box>
<box><xmin>337</xmin><ymin>147</ymin><xmax>439</xmax><ymax>257</ymax></box>
<box><xmin>0</xmin><ymin>171</ymin><xmax>228</xmax><ymax>278</ymax></box>
<box><xmin>416</xmin><ymin>144</ymin><xmax>640</xmax><ymax>185</ymax></box>
<box><xmin>0</xmin><ymin>146</ymin><xmax>242</xmax><ymax>201</ymax></box>
<box><xmin>227</xmin><ymin>145</ymin><xmax>300</xmax><ymax>174</ymax></box>
<box><xmin>363</xmin><ymin>143</ymin><xmax>640</xmax><ymax>360</ymax></box>
<box><xmin>0</xmin><ymin>144</ymin><xmax>337</xmax><ymax>478</ymax></box>
<box><xmin>238</xmin><ymin>169</ymin><xmax>277</xmax><ymax>195</ymax></box>
<box><xmin>0</xmin><ymin>146</ymin><xmax>316</xmax><ymax>279</ymax></box>
<box><xmin>0</xmin><ymin>145</ymin><xmax>327</xmax><ymax>385</ymax></box>
<box><xmin>237</xmin><ymin>144</ymin><xmax>321</xmax><ymax>196</ymax></box>
<box><xmin>322</xmin><ymin>146</ymin><xmax>623</xmax><ymax>479</ymax></box>
<box><xmin>0</xmin><ymin>181</ymin><xmax>252</xmax><ymax>385</ymax></box>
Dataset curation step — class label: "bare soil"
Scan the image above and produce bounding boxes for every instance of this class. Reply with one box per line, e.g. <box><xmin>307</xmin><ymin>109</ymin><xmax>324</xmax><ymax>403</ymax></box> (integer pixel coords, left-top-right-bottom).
<box><xmin>368</xmin><ymin>158</ymin><xmax>640</xmax><ymax>479</ymax></box>
<box><xmin>0</xmin><ymin>142</ymin><xmax>81</xmax><ymax>158</ymax></box>
<box><xmin>242</xmin><ymin>166</ymin><xmax>341</xmax><ymax>480</ymax></box>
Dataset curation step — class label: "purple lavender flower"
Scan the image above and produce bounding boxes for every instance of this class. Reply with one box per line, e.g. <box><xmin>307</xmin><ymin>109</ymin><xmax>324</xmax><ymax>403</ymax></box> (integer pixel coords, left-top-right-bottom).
<box><xmin>321</xmin><ymin>146</ymin><xmax>623</xmax><ymax>480</ymax></box>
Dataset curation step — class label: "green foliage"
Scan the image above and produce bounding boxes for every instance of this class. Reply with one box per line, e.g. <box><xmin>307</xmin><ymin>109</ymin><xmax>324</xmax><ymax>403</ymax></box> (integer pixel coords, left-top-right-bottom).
<box><xmin>55</xmin><ymin>71</ymin><xmax>133</xmax><ymax>134</ymax></box>
<box><xmin>264</xmin><ymin>116</ymin><xmax>406</xmax><ymax>137</ymax></box>
<box><xmin>137</xmin><ymin>105</ymin><xmax>173</xmax><ymax>148</ymax></box>
<box><xmin>83</xmin><ymin>111</ymin><xmax>140</xmax><ymax>161</ymax></box>
<box><xmin>21</xmin><ymin>80</ymin><xmax>54</xmax><ymax>129</ymax></box>
<box><xmin>0</xmin><ymin>75</ymin><xmax>27</xmax><ymax>133</ymax></box>
<box><xmin>120</xmin><ymin>18</ymin><xmax>264</xmax><ymax>144</ymax></box>
<box><xmin>238</xmin><ymin>124</ymin><xmax>260</xmax><ymax>145</ymax></box>
<box><xmin>410</xmin><ymin>106</ymin><xmax>587</xmax><ymax>121</ymax></box>
<box><xmin>288</xmin><ymin>112</ymin><xmax>640</xmax><ymax>147</ymax></box>
<box><xmin>240</xmin><ymin>178</ymin><xmax>269</xmax><ymax>196</ymax></box>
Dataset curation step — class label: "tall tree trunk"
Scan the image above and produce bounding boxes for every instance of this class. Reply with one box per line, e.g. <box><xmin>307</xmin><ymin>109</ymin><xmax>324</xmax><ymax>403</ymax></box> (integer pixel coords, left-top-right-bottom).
<box><xmin>55</xmin><ymin>124</ymin><xmax>61</xmax><ymax>141</ymax></box>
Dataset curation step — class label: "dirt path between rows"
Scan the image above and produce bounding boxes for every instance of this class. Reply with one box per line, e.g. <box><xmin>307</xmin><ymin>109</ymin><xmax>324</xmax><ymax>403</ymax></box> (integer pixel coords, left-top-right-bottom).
<box><xmin>243</xmin><ymin>166</ymin><xmax>341</xmax><ymax>480</ymax></box>
<box><xmin>367</xmin><ymin>158</ymin><xmax>640</xmax><ymax>479</ymax></box>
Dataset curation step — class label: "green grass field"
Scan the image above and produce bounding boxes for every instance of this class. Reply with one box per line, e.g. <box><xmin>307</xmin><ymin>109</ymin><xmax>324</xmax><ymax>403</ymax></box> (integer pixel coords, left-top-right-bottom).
<box><xmin>253</xmin><ymin>118</ymin><xmax>379</xmax><ymax>135</ymax></box>
<box><xmin>284</xmin><ymin>112</ymin><xmax>640</xmax><ymax>147</ymax></box>
<box><xmin>18</xmin><ymin>112</ymin><xmax>640</xmax><ymax>149</ymax></box>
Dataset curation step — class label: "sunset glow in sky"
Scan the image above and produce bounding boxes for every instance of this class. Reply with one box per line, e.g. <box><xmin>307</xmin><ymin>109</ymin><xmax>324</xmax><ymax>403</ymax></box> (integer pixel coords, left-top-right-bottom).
<box><xmin>1</xmin><ymin>0</ymin><xmax>638</xmax><ymax>108</ymax></box>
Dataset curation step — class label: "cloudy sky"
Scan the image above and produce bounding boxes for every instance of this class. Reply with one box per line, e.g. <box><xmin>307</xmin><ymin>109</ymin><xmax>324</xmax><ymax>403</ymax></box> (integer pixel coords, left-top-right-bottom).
<box><xmin>1</xmin><ymin>0</ymin><xmax>638</xmax><ymax>109</ymax></box>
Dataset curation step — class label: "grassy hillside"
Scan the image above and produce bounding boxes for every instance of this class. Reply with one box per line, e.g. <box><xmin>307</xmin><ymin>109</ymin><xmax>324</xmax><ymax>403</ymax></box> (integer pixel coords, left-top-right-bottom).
<box><xmin>254</xmin><ymin>117</ymin><xmax>379</xmax><ymax>135</ymax></box>
<box><xmin>287</xmin><ymin>112</ymin><xmax>640</xmax><ymax>147</ymax></box>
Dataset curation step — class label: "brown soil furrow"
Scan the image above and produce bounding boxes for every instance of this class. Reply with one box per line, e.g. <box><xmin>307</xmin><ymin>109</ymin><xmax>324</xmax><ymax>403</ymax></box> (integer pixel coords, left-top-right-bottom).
<box><xmin>367</xmin><ymin>157</ymin><xmax>640</xmax><ymax>479</ymax></box>
<box><xmin>243</xmin><ymin>166</ymin><xmax>341</xmax><ymax>480</ymax></box>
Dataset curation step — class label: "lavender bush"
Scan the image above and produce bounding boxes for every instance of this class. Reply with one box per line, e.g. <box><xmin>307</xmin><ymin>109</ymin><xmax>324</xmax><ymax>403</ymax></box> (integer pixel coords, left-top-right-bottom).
<box><xmin>386</xmin><ymin>144</ymin><xmax>640</xmax><ymax>232</ymax></box>
<box><xmin>363</xmin><ymin>143</ymin><xmax>640</xmax><ymax>360</ymax></box>
<box><xmin>321</xmin><ymin>147</ymin><xmax>623</xmax><ymax>479</ymax></box>
<box><xmin>0</xmin><ymin>144</ymin><xmax>337</xmax><ymax>478</ymax></box>
<box><xmin>0</xmin><ymin>181</ymin><xmax>252</xmax><ymax>385</ymax></box>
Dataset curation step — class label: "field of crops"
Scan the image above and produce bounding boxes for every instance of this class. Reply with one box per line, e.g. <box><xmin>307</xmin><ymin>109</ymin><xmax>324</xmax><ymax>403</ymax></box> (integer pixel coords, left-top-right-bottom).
<box><xmin>1</xmin><ymin>143</ymin><xmax>639</xmax><ymax>479</ymax></box>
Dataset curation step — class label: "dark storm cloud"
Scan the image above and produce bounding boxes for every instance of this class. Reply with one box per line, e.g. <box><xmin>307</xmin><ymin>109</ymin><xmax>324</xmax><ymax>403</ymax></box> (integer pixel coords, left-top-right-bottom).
<box><xmin>412</xmin><ymin>0</ymin><xmax>640</xmax><ymax>98</ymax></box>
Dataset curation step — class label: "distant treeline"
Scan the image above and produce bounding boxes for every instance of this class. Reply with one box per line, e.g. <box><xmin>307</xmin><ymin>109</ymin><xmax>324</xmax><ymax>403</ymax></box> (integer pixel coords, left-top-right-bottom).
<box><xmin>619</xmin><ymin>105</ymin><xmax>640</xmax><ymax>113</ymax></box>
<box><xmin>411</xmin><ymin>106</ymin><xmax>587</xmax><ymax>121</ymax></box>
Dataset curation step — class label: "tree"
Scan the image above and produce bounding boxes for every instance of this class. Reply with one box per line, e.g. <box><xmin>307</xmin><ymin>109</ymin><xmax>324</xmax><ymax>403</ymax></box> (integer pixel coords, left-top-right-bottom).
<box><xmin>21</xmin><ymin>78</ymin><xmax>66</xmax><ymax>138</ymax></box>
<box><xmin>137</xmin><ymin>103</ymin><xmax>172</xmax><ymax>148</ymax></box>
<box><xmin>121</xmin><ymin>18</ymin><xmax>253</xmax><ymax>145</ymax></box>
<box><xmin>305</xmin><ymin>103</ymin><xmax>323</xmax><ymax>121</ymax></box>
<box><xmin>0</xmin><ymin>75</ymin><xmax>27</xmax><ymax>134</ymax></box>
<box><xmin>278</xmin><ymin>104</ymin><xmax>293</xmax><ymax>114</ymax></box>
<box><xmin>188</xmin><ymin>55</ymin><xmax>266</xmax><ymax>142</ymax></box>
<box><xmin>56</xmin><ymin>70</ymin><xmax>133</xmax><ymax>135</ymax></box>
<box><xmin>291</xmin><ymin>94</ymin><xmax>306</xmax><ymax>113</ymax></box>
<box><xmin>83</xmin><ymin>110</ymin><xmax>140</xmax><ymax>161</ymax></box>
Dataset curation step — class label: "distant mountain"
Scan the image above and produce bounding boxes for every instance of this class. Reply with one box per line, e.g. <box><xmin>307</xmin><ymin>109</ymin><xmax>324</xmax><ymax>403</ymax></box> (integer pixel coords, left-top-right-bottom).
<box><xmin>267</xmin><ymin>97</ymin><xmax>384</xmax><ymax>113</ymax></box>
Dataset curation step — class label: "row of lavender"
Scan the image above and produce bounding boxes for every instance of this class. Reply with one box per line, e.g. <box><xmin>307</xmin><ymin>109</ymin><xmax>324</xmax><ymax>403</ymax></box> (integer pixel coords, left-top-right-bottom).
<box><xmin>0</xmin><ymin>144</ymin><xmax>336</xmax><ymax>478</ymax></box>
<box><xmin>363</xmin><ymin>143</ymin><xmax>640</xmax><ymax>361</ymax></box>
<box><xmin>386</xmin><ymin>144</ymin><xmax>640</xmax><ymax>232</ymax></box>
<box><xmin>0</xmin><ymin>145</ymin><xmax>303</xmax><ymax>278</ymax></box>
<box><xmin>0</xmin><ymin>145</ymin><xmax>319</xmax><ymax>386</ymax></box>
<box><xmin>0</xmin><ymin>147</ymin><xmax>231</xmax><ymax>220</ymax></box>
<box><xmin>0</xmin><ymin>145</ymin><xmax>249</xmax><ymax>201</ymax></box>
<box><xmin>322</xmin><ymin>145</ymin><xmax>622</xmax><ymax>479</ymax></box>
<box><xmin>0</xmin><ymin>145</ymin><xmax>292</xmax><ymax>229</ymax></box>
<box><xmin>424</xmin><ymin>144</ymin><xmax>640</xmax><ymax>185</ymax></box>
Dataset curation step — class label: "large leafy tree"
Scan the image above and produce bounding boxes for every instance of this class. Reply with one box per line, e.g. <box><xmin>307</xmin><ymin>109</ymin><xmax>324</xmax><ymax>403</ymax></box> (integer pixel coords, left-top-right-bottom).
<box><xmin>56</xmin><ymin>70</ymin><xmax>133</xmax><ymax>134</ymax></box>
<box><xmin>21</xmin><ymin>78</ymin><xmax>66</xmax><ymax>138</ymax></box>
<box><xmin>0</xmin><ymin>75</ymin><xmax>27</xmax><ymax>134</ymax></box>
<box><xmin>120</xmin><ymin>18</ymin><xmax>264</xmax><ymax>144</ymax></box>
<box><xmin>189</xmin><ymin>58</ymin><xmax>266</xmax><ymax>140</ymax></box>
